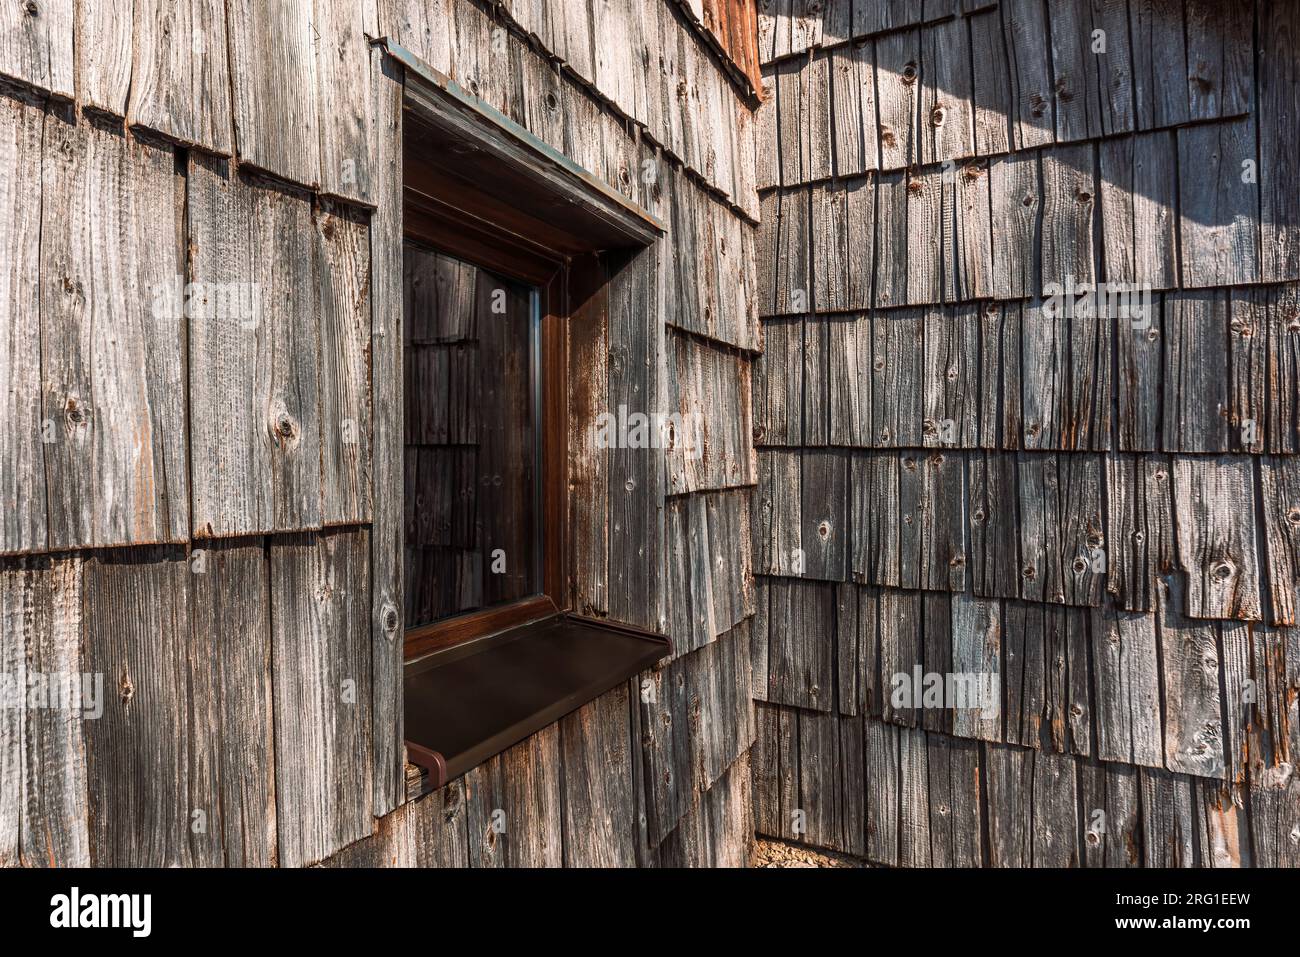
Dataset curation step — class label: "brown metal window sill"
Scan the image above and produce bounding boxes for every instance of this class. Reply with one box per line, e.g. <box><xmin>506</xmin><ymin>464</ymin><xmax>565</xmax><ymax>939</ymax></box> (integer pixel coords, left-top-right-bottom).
<box><xmin>403</xmin><ymin>614</ymin><xmax>670</xmax><ymax>789</ymax></box>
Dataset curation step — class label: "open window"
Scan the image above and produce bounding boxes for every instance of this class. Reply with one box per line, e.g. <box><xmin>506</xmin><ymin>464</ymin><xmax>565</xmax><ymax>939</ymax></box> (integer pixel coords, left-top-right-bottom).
<box><xmin>390</xmin><ymin>42</ymin><xmax>670</xmax><ymax>790</ymax></box>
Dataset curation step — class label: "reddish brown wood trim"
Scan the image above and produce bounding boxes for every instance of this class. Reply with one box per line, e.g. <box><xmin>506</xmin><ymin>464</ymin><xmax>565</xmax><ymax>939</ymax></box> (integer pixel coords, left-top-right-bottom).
<box><xmin>404</xmin><ymin>594</ymin><xmax>559</xmax><ymax>661</ymax></box>
<box><xmin>541</xmin><ymin>269</ymin><xmax>569</xmax><ymax>609</ymax></box>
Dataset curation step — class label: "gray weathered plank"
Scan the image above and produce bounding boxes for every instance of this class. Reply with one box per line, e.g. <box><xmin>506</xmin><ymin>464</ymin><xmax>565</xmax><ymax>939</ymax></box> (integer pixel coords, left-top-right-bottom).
<box><xmin>270</xmin><ymin>529</ymin><xmax>373</xmax><ymax>868</ymax></box>
<box><xmin>988</xmin><ymin>152</ymin><xmax>1039</xmax><ymax>300</ymax></box>
<box><xmin>766</xmin><ymin>579</ymin><xmax>835</xmax><ymax>711</ymax></box>
<box><xmin>919</xmin><ymin>16</ymin><xmax>973</xmax><ymax>166</ymax></box>
<box><xmin>999</xmin><ymin>0</ymin><xmax>1054</xmax><ymax>151</ymax></box>
<box><xmin>40</xmin><ymin>112</ymin><xmax>189</xmax><ymax>550</ymax></box>
<box><xmin>226</xmin><ymin>0</ymin><xmax>321</xmax><ymax>187</ymax></box>
<box><xmin>315</xmin><ymin>0</ymin><xmax>374</xmax><ymax>203</ymax></box>
<box><xmin>188</xmin><ymin>154</ymin><xmax>322</xmax><ymax>537</ymax></box>
<box><xmin>1099</xmin><ymin>132</ymin><xmax>1178</xmax><ymax>290</ymax></box>
<box><xmin>1047</xmin><ymin>0</ymin><xmax>1134</xmax><ymax>142</ymax></box>
<box><xmin>1091</xmin><ymin>601</ymin><xmax>1164</xmax><ymax>767</ymax></box>
<box><xmin>874</xmin><ymin>28</ymin><xmax>919</xmax><ymax>171</ymax></box>
<box><xmin>559</xmin><ymin>685</ymin><xmax>637</xmax><ymax>867</ymax></box>
<box><xmin>0</xmin><ymin>0</ymin><xmax>73</xmax><ymax>97</ymax></box>
<box><xmin>127</xmin><ymin>0</ymin><xmax>234</xmax><ymax>154</ymax></box>
<box><xmin>0</xmin><ymin>89</ymin><xmax>47</xmax><ymax>554</ymax></box>
<box><xmin>1157</xmin><ymin>575</ymin><xmax>1227</xmax><ymax>778</ymax></box>
<box><xmin>1172</xmin><ymin>455</ymin><xmax>1261</xmax><ymax>621</ymax></box>
<box><xmin>1259</xmin><ymin>0</ymin><xmax>1300</xmax><ymax>282</ymax></box>
<box><xmin>1039</xmin><ymin>144</ymin><xmax>1096</xmax><ymax>290</ymax></box>
<box><xmin>464</xmin><ymin>724</ymin><xmax>563</xmax><ymax>867</ymax></box>
<box><xmin>1130</xmin><ymin>0</ymin><xmax>1190</xmax><ymax>130</ymax></box>
<box><xmin>74</xmin><ymin>0</ymin><xmax>132</xmax><ymax>117</ymax></box>
<box><xmin>1177</xmin><ymin>116</ymin><xmax>1260</xmax><ymax>288</ymax></box>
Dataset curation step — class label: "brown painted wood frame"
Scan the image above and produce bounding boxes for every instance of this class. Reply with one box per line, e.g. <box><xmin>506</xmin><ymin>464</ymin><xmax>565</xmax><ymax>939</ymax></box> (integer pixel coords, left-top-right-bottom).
<box><xmin>401</xmin><ymin>198</ymin><xmax>577</xmax><ymax>661</ymax></box>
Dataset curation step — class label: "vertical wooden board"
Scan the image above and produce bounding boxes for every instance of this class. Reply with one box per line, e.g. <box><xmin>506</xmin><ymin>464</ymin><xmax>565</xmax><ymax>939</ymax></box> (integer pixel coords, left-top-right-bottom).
<box><xmin>983</xmin><ymin>742</ymin><xmax>1032</xmax><ymax>866</ymax></box>
<box><xmin>1228</xmin><ymin>288</ymin><xmax>1266</xmax><ymax>455</ymax></box>
<box><xmin>592</xmin><ymin>0</ymin><xmax>642</xmax><ymax>125</ymax></box>
<box><xmin>828</xmin><ymin>313</ymin><xmax>872</xmax><ymax>446</ymax></box>
<box><xmin>383</xmin><ymin>0</ymin><xmax>452</xmax><ymax>73</ymax></box>
<box><xmin>1130</xmin><ymin>0</ymin><xmax>1190</xmax><ymax>130</ymax></box>
<box><xmin>1172</xmin><ymin>455</ymin><xmax>1260</xmax><ymax>621</ymax></box>
<box><xmin>0</xmin><ymin>0</ymin><xmax>72</xmax><ymax>97</ymax></box>
<box><xmin>950</xmin><ymin>594</ymin><xmax>1001</xmax><ymax>741</ymax></box>
<box><xmin>969</xmin><ymin>452</ymin><xmax>1020</xmax><ymax>600</ymax></box>
<box><xmin>947</xmin><ymin>162</ymin><xmax>994</xmax><ymax>303</ymax></box>
<box><xmin>1078</xmin><ymin>761</ymin><xmax>1141</xmax><ymax>866</ymax></box>
<box><xmin>969</xmin><ymin>8</ymin><xmax>1011</xmax><ymax>156</ymax></box>
<box><xmin>752</xmin><ymin>701</ymin><xmax>797</xmax><ymax>838</ymax></box>
<box><xmin>1197</xmin><ymin>780</ymin><xmax>1250</xmax><ymax>867</ymax></box>
<box><xmin>637</xmin><ymin>658</ymin><xmax>694</xmax><ymax>845</ymax></box>
<box><xmin>699</xmin><ymin>494</ymin><xmax>730</xmax><ymax>634</ymax></box>
<box><xmin>999</xmin><ymin>0</ymin><xmax>1054</xmax><ymax>151</ymax></box>
<box><xmin>828</xmin><ymin>42</ymin><xmax>872</xmax><ymax>177</ymax></box>
<box><xmin>1266</xmin><ymin>287</ymin><xmax>1300</xmax><ymax>454</ymax></box>
<box><xmin>812</xmin><ymin>182</ymin><xmax>847</xmax><ymax>312</ymax></box>
<box><xmin>846</xmin><ymin>453</ymin><xmax>893</xmax><ymax>589</ymax></box>
<box><xmin>919</xmin><ymin>16</ymin><xmax>974</xmax><ymax>167</ymax></box>
<box><xmin>1099</xmin><ymin>132</ymin><xmax>1178</xmax><ymax>290</ymax></box>
<box><xmin>1162</xmin><ymin>291</ymin><xmax>1229</xmax><ymax>452</ymax></box>
<box><xmin>843</xmin><ymin>177</ymin><xmax>874</xmax><ymax>310</ymax></box>
<box><xmin>318</xmin><ymin>202</ymin><xmax>373</xmax><ymax>526</ymax></box>
<box><xmin>864</xmin><ymin>718</ymin><xmax>900</xmax><ymax>865</ymax></box>
<box><xmin>898</xmin><ymin>449</ymin><xmax>967</xmax><ymax>592</ymax></box>
<box><xmin>874</xmin><ymin>172</ymin><xmax>909</xmax><ymax>309</ymax></box>
<box><xmin>775</xmin><ymin>56</ymin><xmax>806</xmax><ymax>187</ymax></box>
<box><xmin>988</xmin><ymin>152</ymin><xmax>1039</xmax><ymax>300</ymax></box>
<box><xmin>1091</xmin><ymin>601</ymin><xmax>1163</xmax><ymax>767</ymax></box>
<box><xmin>226</xmin><ymin>0</ymin><xmax>320</xmax><ymax>187</ymax></box>
<box><xmin>559</xmin><ymin>685</ymin><xmax>637</xmax><ymax>867</ymax></box>
<box><xmin>548</xmin><ymin>0</ymin><xmax>595</xmax><ymax>83</ymax></box>
<box><xmin>128</xmin><ymin>0</ymin><xmax>234</xmax><ymax>154</ymax></box>
<box><xmin>1139</xmin><ymin>768</ymin><xmax>1197</xmax><ymax>866</ymax></box>
<box><xmin>570</xmin><ymin>265</ymin><xmax>608</xmax><ymax>616</ymax></box>
<box><xmin>188</xmin><ymin>156</ymin><xmax>322</xmax><ymax>537</ymax></box>
<box><xmin>607</xmin><ymin>252</ymin><xmax>663</xmax><ymax>631</ymax></box>
<box><xmin>1184</xmin><ymin>0</ymin><xmax>1252</xmax><ymax>122</ymax></box>
<box><xmin>872</xmin><ymin>309</ymin><xmax>924</xmax><ymax>445</ymax></box>
<box><xmin>1260</xmin><ymin>456</ymin><xmax>1300</xmax><ymax>626</ymax></box>
<box><xmin>879</xmin><ymin>589</ymin><xmax>923</xmax><ymax>726</ymax></box>
<box><xmin>1068</xmin><ymin>310</ymin><xmax>1113</xmax><ymax>452</ymax></box>
<box><xmin>1259</xmin><ymin>0</ymin><xmax>1300</xmax><ymax>282</ymax></box>
<box><xmin>804</xmin><ymin>52</ymin><xmax>832</xmax><ymax>183</ymax></box>
<box><xmin>799</xmin><ymin>450</ymin><xmax>847</xmax><ymax>580</ymax></box>
<box><xmin>925</xmin><ymin>734</ymin><xmax>982</xmax><ymax>867</ymax></box>
<box><xmin>315</xmin><ymin>0</ymin><xmax>374</xmax><ymax>203</ymax></box>
<box><xmin>1106</xmin><ymin>454</ymin><xmax>1175</xmax><ymax>612</ymax></box>
<box><xmin>1156</xmin><ymin>575</ymin><xmax>1226</xmax><ymax>778</ymax></box>
<box><xmin>755</xmin><ymin>450</ymin><xmax>801</xmax><ymax>576</ymax></box>
<box><xmin>519</xmin><ymin>48</ymin><xmax>567</xmax><ymax>154</ymax></box>
<box><xmin>755</xmin><ymin>71</ymin><xmax>778</xmax><ymax>190</ymax></box>
<box><xmin>755</xmin><ymin>318</ymin><xmax>803</xmax><ymax>445</ymax></box>
<box><xmin>1249</xmin><ymin>770</ymin><xmax>1300</xmax><ymax>867</ymax></box>
<box><xmin>0</xmin><ymin>90</ymin><xmax>46</xmax><ymax>554</ymax></box>
<box><xmin>187</xmin><ymin>540</ymin><xmax>277</xmax><ymax>867</ymax></box>
<box><xmin>5</xmin><ymin>556</ymin><xmax>88</xmax><ymax>867</ymax></box>
<box><xmin>978</xmin><ymin>301</ymin><xmax>1022</xmax><ymax>450</ymax></box>
<box><xmin>369</xmin><ymin>47</ymin><xmax>404</xmax><ymax>816</ymax></box>
<box><xmin>1177</xmin><ymin>116</ymin><xmax>1260</xmax><ymax>288</ymax></box>
<box><xmin>1047</xmin><ymin>0</ymin><xmax>1134</xmax><ymax>142</ymax></box>
<box><xmin>895</xmin><ymin>726</ymin><xmax>930</xmax><ymax>867</ymax></box>
<box><xmin>766</xmin><ymin>579</ymin><xmax>834</xmax><ymax>712</ymax></box>
<box><xmin>1039</xmin><ymin>143</ymin><xmax>1096</xmax><ymax>290</ymax></box>
<box><xmin>1017</xmin><ymin>453</ymin><xmax>1104</xmax><ymax>607</ymax></box>
<box><xmin>905</xmin><ymin>167</ymin><xmax>943</xmax><ymax>306</ymax></box>
<box><xmin>1116</xmin><ymin>291</ymin><xmax>1163</xmax><ymax>453</ymax></box>
<box><xmin>40</xmin><ymin>113</ymin><xmax>189</xmax><ymax>550</ymax></box>
<box><xmin>74</xmin><ymin>0</ymin><xmax>132</xmax><ymax>117</ymax></box>
<box><xmin>82</xmin><ymin>548</ymin><xmax>224</xmax><ymax>866</ymax></box>
<box><xmin>773</xmin><ymin>187</ymin><xmax>811</xmax><ymax>316</ymax></box>
<box><xmin>801</xmin><ymin>314</ymin><xmax>827</xmax><ymax>445</ymax></box>
<box><xmin>796</xmin><ymin>711</ymin><xmax>847</xmax><ymax>852</ymax></box>
<box><xmin>447</xmin><ymin>0</ymin><xmax>520</xmax><ymax>123</ymax></box>
<box><xmin>1030</xmin><ymin>751</ymin><xmax>1079</xmax><ymax>866</ymax></box>
<box><xmin>1002</xmin><ymin>600</ymin><xmax>1046</xmax><ymax>748</ymax></box>
<box><xmin>464</xmin><ymin>724</ymin><xmax>562</xmax><ymax>867</ymax></box>
<box><xmin>874</xmin><ymin>28</ymin><xmax>919</xmax><ymax>171</ymax></box>
<box><xmin>270</xmin><ymin>529</ymin><xmax>373</xmax><ymax>867</ymax></box>
<box><xmin>1063</xmin><ymin>606</ymin><xmax>1093</xmax><ymax>755</ymax></box>
<box><xmin>923</xmin><ymin>304</ymin><xmax>979</xmax><ymax>446</ymax></box>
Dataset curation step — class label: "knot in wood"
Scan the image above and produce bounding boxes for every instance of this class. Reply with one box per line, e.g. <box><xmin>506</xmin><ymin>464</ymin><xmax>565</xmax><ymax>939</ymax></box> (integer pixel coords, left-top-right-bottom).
<box><xmin>1075</xmin><ymin>188</ymin><xmax>1093</xmax><ymax>204</ymax></box>
<box><xmin>1021</xmin><ymin>564</ymin><xmax>1036</xmax><ymax>580</ymax></box>
<box><xmin>24</xmin><ymin>0</ymin><xmax>38</xmax><ymax>16</ymax></box>
<box><xmin>1021</xmin><ymin>192</ymin><xmax>1036</xmax><ymax>207</ymax></box>
<box><xmin>65</xmin><ymin>397</ymin><xmax>88</xmax><ymax>425</ymax></box>
<box><xmin>1072</xmin><ymin>556</ymin><xmax>1089</xmax><ymax>574</ymax></box>
<box><xmin>1286</xmin><ymin>507</ymin><xmax>1300</xmax><ymax>527</ymax></box>
<box><xmin>930</xmin><ymin>105</ymin><xmax>946</xmax><ymax>127</ymax></box>
<box><xmin>817</xmin><ymin>520</ymin><xmax>830</xmax><ymax>540</ymax></box>
<box><xmin>900</xmin><ymin>63</ymin><xmax>918</xmax><ymax>84</ymax></box>
<box><xmin>972</xmin><ymin>508</ymin><xmax>986</xmax><ymax>524</ymax></box>
<box><xmin>544</xmin><ymin>91</ymin><xmax>558</xmax><ymax>112</ymax></box>
<box><xmin>275</xmin><ymin>411</ymin><xmax>297</xmax><ymax>439</ymax></box>
<box><xmin>381</xmin><ymin>602</ymin><xmax>399</xmax><ymax>635</ymax></box>
<box><xmin>1211</xmin><ymin>561</ymin><xmax>1235</xmax><ymax>582</ymax></box>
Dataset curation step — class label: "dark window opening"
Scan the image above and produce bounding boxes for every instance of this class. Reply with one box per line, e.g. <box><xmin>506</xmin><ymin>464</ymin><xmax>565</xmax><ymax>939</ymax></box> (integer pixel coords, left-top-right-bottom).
<box><xmin>402</xmin><ymin>243</ymin><xmax>541</xmax><ymax>629</ymax></box>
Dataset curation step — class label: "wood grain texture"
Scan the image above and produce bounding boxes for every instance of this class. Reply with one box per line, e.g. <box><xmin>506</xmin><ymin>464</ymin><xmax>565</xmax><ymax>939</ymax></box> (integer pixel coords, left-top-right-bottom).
<box><xmin>464</xmin><ymin>723</ymin><xmax>562</xmax><ymax>867</ymax></box>
<box><xmin>75</xmin><ymin>0</ymin><xmax>132</xmax><ymax>117</ymax></box>
<box><xmin>1172</xmin><ymin>455</ymin><xmax>1260</xmax><ymax>621</ymax></box>
<box><xmin>39</xmin><ymin>112</ymin><xmax>188</xmax><ymax>550</ymax></box>
<box><xmin>270</xmin><ymin>529</ymin><xmax>373</xmax><ymax>868</ymax></box>
<box><xmin>0</xmin><ymin>89</ymin><xmax>47</xmax><ymax>554</ymax></box>
<box><xmin>127</xmin><ymin>0</ymin><xmax>234</xmax><ymax>154</ymax></box>
<box><xmin>1177</xmin><ymin>116</ymin><xmax>1260</xmax><ymax>288</ymax></box>
<box><xmin>226</xmin><ymin>0</ymin><xmax>320</xmax><ymax>187</ymax></box>
<box><xmin>188</xmin><ymin>155</ymin><xmax>322</xmax><ymax>537</ymax></box>
<box><xmin>0</xmin><ymin>0</ymin><xmax>73</xmax><ymax>98</ymax></box>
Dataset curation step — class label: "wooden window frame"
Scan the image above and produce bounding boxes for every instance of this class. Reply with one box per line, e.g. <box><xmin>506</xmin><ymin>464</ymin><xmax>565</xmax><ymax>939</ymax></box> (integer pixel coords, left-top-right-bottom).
<box><xmin>400</xmin><ymin>198</ymin><xmax>579</xmax><ymax>661</ymax></box>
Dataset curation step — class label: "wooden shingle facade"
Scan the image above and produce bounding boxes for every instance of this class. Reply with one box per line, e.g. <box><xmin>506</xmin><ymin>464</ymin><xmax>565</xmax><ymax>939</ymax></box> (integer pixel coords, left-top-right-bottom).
<box><xmin>1</xmin><ymin>0</ymin><xmax>761</xmax><ymax>868</ymax></box>
<box><xmin>752</xmin><ymin>0</ymin><xmax>1300</xmax><ymax>867</ymax></box>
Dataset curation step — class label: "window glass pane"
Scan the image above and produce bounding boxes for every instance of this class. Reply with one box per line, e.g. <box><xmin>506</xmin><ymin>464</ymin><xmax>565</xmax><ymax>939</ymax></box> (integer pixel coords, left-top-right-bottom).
<box><xmin>403</xmin><ymin>242</ymin><xmax>539</xmax><ymax>627</ymax></box>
